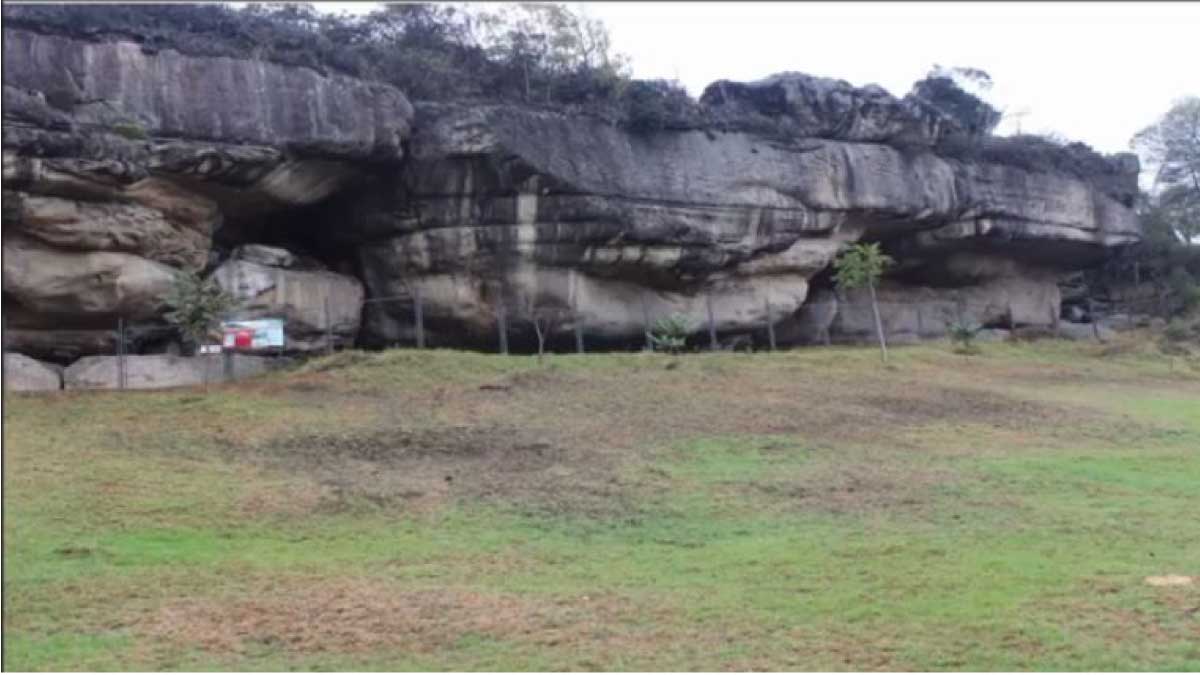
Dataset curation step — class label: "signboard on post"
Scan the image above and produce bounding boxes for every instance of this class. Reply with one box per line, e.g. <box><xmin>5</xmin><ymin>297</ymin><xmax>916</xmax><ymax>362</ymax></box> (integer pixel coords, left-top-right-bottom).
<box><xmin>221</xmin><ymin>319</ymin><xmax>285</xmax><ymax>351</ymax></box>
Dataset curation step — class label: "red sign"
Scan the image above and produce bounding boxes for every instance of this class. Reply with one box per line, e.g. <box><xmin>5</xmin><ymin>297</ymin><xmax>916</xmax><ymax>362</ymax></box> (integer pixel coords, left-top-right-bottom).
<box><xmin>233</xmin><ymin>329</ymin><xmax>254</xmax><ymax>349</ymax></box>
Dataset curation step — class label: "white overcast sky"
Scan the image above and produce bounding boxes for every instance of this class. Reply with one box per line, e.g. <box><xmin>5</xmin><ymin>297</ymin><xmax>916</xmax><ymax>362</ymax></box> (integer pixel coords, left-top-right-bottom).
<box><xmin>304</xmin><ymin>1</ymin><xmax>1197</xmax><ymax>155</ymax></box>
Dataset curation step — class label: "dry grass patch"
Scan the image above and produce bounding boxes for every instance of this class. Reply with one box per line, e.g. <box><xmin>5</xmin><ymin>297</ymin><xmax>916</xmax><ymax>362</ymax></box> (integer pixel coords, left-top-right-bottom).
<box><xmin>138</xmin><ymin>577</ymin><xmax>673</xmax><ymax>659</ymax></box>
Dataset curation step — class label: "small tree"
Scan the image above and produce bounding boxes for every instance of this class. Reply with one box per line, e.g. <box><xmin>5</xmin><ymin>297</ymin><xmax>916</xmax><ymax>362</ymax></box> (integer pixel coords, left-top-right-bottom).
<box><xmin>833</xmin><ymin>243</ymin><xmax>894</xmax><ymax>362</ymax></box>
<box><xmin>945</xmin><ymin>318</ymin><xmax>983</xmax><ymax>355</ymax></box>
<box><xmin>650</xmin><ymin>313</ymin><xmax>692</xmax><ymax>354</ymax></box>
<box><xmin>164</xmin><ymin>270</ymin><xmax>235</xmax><ymax>389</ymax></box>
<box><xmin>527</xmin><ymin>305</ymin><xmax>568</xmax><ymax>363</ymax></box>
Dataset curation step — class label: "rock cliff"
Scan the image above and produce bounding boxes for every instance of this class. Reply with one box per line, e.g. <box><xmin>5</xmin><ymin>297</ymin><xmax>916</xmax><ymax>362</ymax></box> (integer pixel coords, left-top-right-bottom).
<box><xmin>1</xmin><ymin>16</ymin><xmax>1142</xmax><ymax>372</ymax></box>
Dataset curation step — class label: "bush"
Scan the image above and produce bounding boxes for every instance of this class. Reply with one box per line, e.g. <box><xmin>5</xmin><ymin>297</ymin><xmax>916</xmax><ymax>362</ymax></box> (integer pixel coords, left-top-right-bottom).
<box><xmin>110</xmin><ymin>122</ymin><xmax>148</xmax><ymax>140</ymax></box>
<box><xmin>1163</xmin><ymin>319</ymin><xmax>1193</xmax><ymax>342</ymax></box>
<box><xmin>649</xmin><ymin>314</ymin><xmax>693</xmax><ymax>354</ymax></box>
<box><xmin>617</xmin><ymin>79</ymin><xmax>701</xmax><ymax>132</ymax></box>
<box><xmin>945</xmin><ymin>318</ymin><xmax>983</xmax><ymax>354</ymax></box>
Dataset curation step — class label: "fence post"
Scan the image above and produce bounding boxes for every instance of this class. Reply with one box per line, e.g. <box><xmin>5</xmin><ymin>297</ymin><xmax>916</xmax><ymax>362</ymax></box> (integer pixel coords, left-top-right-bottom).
<box><xmin>573</xmin><ymin>306</ymin><xmax>585</xmax><ymax>355</ymax></box>
<box><xmin>706</xmin><ymin>293</ymin><xmax>718</xmax><ymax>351</ymax></box>
<box><xmin>324</xmin><ymin>296</ymin><xmax>333</xmax><ymax>356</ymax></box>
<box><xmin>1050</xmin><ymin>302</ymin><xmax>1060</xmax><ymax>337</ymax></box>
<box><xmin>641</xmin><ymin>292</ymin><xmax>652</xmax><ymax>351</ymax></box>
<box><xmin>413</xmin><ymin>284</ymin><xmax>425</xmax><ymax>349</ymax></box>
<box><xmin>497</xmin><ymin>298</ymin><xmax>509</xmax><ymax>355</ymax></box>
<box><xmin>1088</xmin><ymin>298</ymin><xmax>1099</xmax><ymax>340</ymax></box>
<box><xmin>764</xmin><ymin>297</ymin><xmax>776</xmax><ymax>352</ymax></box>
<box><xmin>116</xmin><ymin>316</ymin><xmax>126</xmax><ymax>390</ymax></box>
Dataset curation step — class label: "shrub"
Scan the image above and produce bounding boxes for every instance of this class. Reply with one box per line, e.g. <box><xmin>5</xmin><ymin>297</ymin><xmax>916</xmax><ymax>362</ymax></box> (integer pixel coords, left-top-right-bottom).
<box><xmin>618</xmin><ymin>79</ymin><xmax>700</xmax><ymax>132</ymax></box>
<box><xmin>110</xmin><ymin>122</ymin><xmax>148</xmax><ymax>140</ymax></box>
<box><xmin>650</xmin><ymin>314</ymin><xmax>692</xmax><ymax>354</ymax></box>
<box><xmin>163</xmin><ymin>269</ymin><xmax>235</xmax><ymax>354</ymax></box>
<box><xmin>945</xmin><ymin>318</ymin><xmax>983</xmax><ymax>354</ymax></box>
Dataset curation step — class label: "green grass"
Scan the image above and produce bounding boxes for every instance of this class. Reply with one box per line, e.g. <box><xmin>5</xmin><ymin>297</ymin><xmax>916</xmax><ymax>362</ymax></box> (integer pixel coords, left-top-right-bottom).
<box><xmin>4</xmin><ymin>341</ymin><xmax>1199</xmax><ymax>670</ymax></box>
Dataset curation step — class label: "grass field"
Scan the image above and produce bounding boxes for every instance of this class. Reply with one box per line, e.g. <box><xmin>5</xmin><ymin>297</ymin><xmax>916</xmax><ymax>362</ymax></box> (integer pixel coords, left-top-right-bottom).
<box><xmin>3</xmin><ymin>338</ymin><xmax>1199</xmax><ymax>670</ymax></box>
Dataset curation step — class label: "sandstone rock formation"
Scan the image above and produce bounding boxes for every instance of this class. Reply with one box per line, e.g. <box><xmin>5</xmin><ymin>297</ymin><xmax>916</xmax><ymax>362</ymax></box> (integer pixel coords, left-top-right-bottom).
<box><xmin>212</xmin><ymin>245</ymin><xmax>364</xmax><ymax>352</ymax></box>
<box><xmin>2</xmin><ymin>23</ymin><xmax>412</xmax><ymax>364</ymax></box>
<box><xmin>346</xmin><ymin>99</ymin><xmax>1138</xmax><ymax>348</ymax></box>
<box><xmin>1</xmin><ymin>13</ymin><xmax>1143</xmax><ymax>365</ymax></box>
<box><xmin>3</xmin><ymin>352</ymin><xmax>63</xmax><ymax>391</ymax></box>
<box><xmin>63</xmin><ymin>353</ymin><xmax>272</xmax><ymax>390</ymax></box>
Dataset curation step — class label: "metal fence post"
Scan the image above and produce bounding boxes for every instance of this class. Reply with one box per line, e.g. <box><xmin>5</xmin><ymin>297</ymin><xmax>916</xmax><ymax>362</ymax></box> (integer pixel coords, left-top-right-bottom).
<box><xmin>413</xmin><ymin>284</ymin><xmax>425</xmax><ymax>349</ymax></box>
<box><xmin>324</xmin><ymin>296</ymin><xmax>333</xmax><ymax>356</ymax></box>
<box><xmin>573</xmin><ymin>306</ymin><xmax>585</xmax><ymax>354</ymax></box>
<box><xmin>497</xmin><ymin>298</ymin><xmax>509</xmax><ymax>355</ymax></box>
<box><xmin>223</xmin><ymin>348</ymin><xmax>234</xmax><ymax>382</ymax></box>
<box><xmin>641</xmin><ymin>292</ymin><xmax>652</xmax><ymax>351</ymax></box>
<box><xmin>764</xmin><ymin>297</ymin><xmax>776</xmax><ymax>352</ymax></box>
<box><xmin>706</xmin><ymin>293</ymin><xmax>718</xmax><ymax>351</ymax></box>
<box><xmin>116</xmin><ymin>316</ymin><xmax>126</xmax><ymax>390</ymax></box>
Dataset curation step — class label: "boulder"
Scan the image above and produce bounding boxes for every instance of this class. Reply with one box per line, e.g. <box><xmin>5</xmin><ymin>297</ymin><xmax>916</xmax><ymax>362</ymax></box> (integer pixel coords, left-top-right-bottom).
<box><xmin>775</xmin><ymin>289</ymin><xmax>838</xmax><ymax>345</ymax></box>
<box><xmin>820</xmin><ymin>274</ymin><xmax>1060</xmax><ymax>345</ymax></box>
<box><xmin>3</xmin><ymin>236</ymin><xmax>177</xmax><ymax>321</ymax></box>
<box><xmin>63</xmin><ymin>353</ymin><xmax>271</xmax><ymax>390</ymax></box>
<box><xmin>1057</xmin><ymin>321</ymin><xmax>1116</xmax><ymax>343</ymax></box>
<box><xmin>975</xmin><ymin>328</ymin><xmax>1012</xmax><ymax>343</ymax></box>
<box><xmin>3</xmin><ymin>352</ymin><xmax>62</xmax><ymax>391</ymax></box>
<box><xmin>700</xmin><ymin>72</ymin><xmax>963</xmax><ymax>146</ymax></box>
<box><xmin>211</xmin><ymin>254</ymin><xmax>364</xmax><ymax>352</ymax></box>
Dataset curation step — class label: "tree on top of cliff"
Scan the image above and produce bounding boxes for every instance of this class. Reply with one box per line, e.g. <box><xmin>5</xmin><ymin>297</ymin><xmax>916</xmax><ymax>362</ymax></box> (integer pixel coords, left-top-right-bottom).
<box><xmin>1133</xmin><ymin>98</ymin><xmax>1200</xmax><ymax>248</ymax></box>
<box><xmin>1</xmin><ymin>2</ymin><xmax>631</xmax><ymax>105</ymax></box>
<box><xmin>1135</xmin><ymin>98</ymin><xmax>1200</xmax><ymax>197</ymax></box>
<box><xmin>909</xmin><ymin>65</ymin><xmax>1002</xmax><ymax>138</ymax></box>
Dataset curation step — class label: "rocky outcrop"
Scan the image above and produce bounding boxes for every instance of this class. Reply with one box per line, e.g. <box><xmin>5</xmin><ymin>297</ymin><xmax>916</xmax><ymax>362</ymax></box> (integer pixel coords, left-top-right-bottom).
<box><xmin>348</xmin><ymin>101</ymin><xmax>1138</xmax><ymax>347</ymax></box>
<box><xmin>3</xmin><ymin>23</ymin><xmax>411</xmax><ymax>360</ymax></box>
<box><xmin>3</xmin><ymin>353</ymin><xmax>63</xmax><ymax>391</ymax></box>
<box><xmin>1</xmin><ymin>14</ymin><xmax>1142</xmax><ymax>360</ymax></box>
<box><xmin>212</xmin><ymin>245</ymin><xmax>364</xmax><ymax>352</ymax></box>
<box><xmin>63</xmin><ymin>353</ymin><xmax>272</xmax><ymax>390</ymax></box>
<box><xmin>3</xmin><ymin>235</ymin><xmax>179</xmax><ymax>321</ymax></box>
<box><xmin>2</xmin><ymin>27</ymin><xmax>412</xmax><ymax>159</ymax></box>
<box><xmin>699</xmin><ymin>72</ymin><xmax>974</xmax><ymax>147</ymax></box>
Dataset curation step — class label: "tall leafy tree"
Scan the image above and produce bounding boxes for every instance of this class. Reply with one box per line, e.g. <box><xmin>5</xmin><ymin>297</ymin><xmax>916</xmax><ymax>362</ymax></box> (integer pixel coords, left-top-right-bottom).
<box><xmin>1134</xmin><ymin>97</ymin><xmax>1200</xmax><ymax>246</ymax></box>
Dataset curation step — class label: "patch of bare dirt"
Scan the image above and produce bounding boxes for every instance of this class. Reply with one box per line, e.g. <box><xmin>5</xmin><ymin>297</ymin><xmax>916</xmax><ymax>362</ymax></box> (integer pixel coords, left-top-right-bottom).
<box><xmin>856</xmin><ymin>385</ymin><xmax>1052</xmax><ymax>428</ymax></box>
<box><xmin>240</xmin><ymin>424</ymin><xmax>643</xmax><ymax>519</ymax></box>
<box><xmin>138</xmin><ymin>578</ymin><xmax>673</xmax><ymax>659</ymax></box>
<box><xmin>747</xmin><ymin>456</ymin><xmax>959</xmax><ymax>515</ymax></box>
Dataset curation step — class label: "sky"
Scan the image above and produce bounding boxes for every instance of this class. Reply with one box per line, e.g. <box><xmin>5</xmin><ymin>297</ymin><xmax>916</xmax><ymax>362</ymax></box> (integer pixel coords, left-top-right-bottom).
<box><xmin>303</xmin><ymin>1</ymin><xmax>1198</xmax><ymax>156</ymax></box>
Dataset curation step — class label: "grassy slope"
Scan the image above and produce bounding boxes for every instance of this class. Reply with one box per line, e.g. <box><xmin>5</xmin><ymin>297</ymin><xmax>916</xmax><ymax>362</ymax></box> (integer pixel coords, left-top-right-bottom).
<box><xmin>3</xmin><ymin>340</ymin><xmax>1198</xmax><ymax>671</ymax></box>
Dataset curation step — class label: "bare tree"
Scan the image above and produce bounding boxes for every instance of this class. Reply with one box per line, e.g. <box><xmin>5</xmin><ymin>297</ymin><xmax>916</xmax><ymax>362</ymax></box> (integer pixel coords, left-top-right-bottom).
<box><xmin>528</xmin><ymin>305</ymin><xmax>569</xmax><ymax>363</ymax></box>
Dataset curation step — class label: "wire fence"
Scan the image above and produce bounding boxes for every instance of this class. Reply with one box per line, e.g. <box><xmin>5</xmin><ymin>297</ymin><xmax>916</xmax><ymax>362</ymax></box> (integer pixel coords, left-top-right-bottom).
<box><xmin>58</xmin><ymin>280</ymin><xmax>1184</xmax><ymax>390</ymax></box>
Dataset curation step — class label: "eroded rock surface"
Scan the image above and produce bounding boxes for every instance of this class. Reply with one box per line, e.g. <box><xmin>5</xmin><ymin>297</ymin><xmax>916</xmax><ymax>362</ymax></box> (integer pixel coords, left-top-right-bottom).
<box><xmin>1</xmin><ymin>14</ymin><xmax>1142</xmax><ymax>359</ymax></box>
<box><xmin>63</xmin><ymin>353</ymin><xmax>271</xmax><ymax>390</ymax></box>
<box><xmin>213</xmin><ymin>245</ymin><xmax>365</xmax><ymax>352</ymax></box>
<box><xmin>3</xmin><ymin>352</ymin><xmax>63</xmax><ymax>391</ymax></box>
<box><xmin>3</xmin><ymin>23</ymin><xmax>411</xmax><ymax>359</ymax></box>
<box><xmin>348</xmin><ymin>102</ymin><xmax>1138</xmax><ymax>347</ymax></box>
